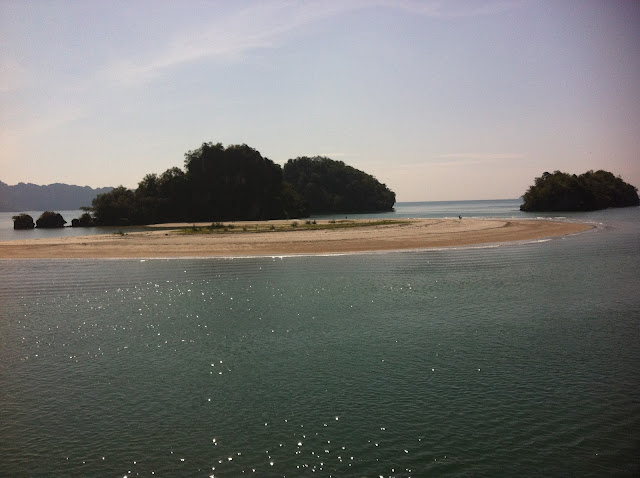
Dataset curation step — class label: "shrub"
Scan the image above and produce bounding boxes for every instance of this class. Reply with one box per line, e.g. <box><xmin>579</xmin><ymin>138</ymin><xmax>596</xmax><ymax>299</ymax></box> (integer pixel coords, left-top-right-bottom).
<box><xmin>36</xmin><ymin>211</ymin><xmax>66</xmax><ymax>228</ymax></box>
<box><xmin>71</xmin><ymin>212</ymin><xmax>94</xmax><ymax>227</ymax></box>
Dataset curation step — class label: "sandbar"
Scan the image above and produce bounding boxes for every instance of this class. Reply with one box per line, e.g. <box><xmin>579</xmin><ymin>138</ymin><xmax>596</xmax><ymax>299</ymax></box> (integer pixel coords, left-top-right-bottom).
<box><xmin>0</xmin><ymin>218</ymin><xmax>592</xmax><ymax>259</ymax></box>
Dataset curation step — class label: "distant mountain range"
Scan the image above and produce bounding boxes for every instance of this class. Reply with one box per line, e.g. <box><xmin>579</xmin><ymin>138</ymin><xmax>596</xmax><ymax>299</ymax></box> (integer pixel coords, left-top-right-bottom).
<box><xmin>0</xmin><ymin>180</ymin><xmax>113</xmax><ymax>212</ymax></box>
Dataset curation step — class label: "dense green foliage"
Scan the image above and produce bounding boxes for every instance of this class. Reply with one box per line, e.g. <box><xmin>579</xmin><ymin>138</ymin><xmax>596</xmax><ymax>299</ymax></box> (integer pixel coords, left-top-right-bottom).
<box><xmin>183</xmin><ymin>143</ymin><xmax>306</xmax><ymax>221</ymax></box>
<box><xmin>71</xmin><ymin>213</ymin><xmax>94</xmax><ymax>227</ymax></box>
<box><xmin>521</xmin><ymin>170</ymin><xmax>639</xmax><ymax>212</ymax></box>
<box><xmin>36</xmin><ymin>211</ymin><xmax>67</xmax><ymax>228</ymax></box>
<box><xmin>12</xmin><ymin>213</ymin><xmax>35</xmax><ymax>230</ymax></box>
<box><xmin>92</xmin><ymin>186</ymin><xmax>140</xmax><ymax>226</ymax></box>
<box><xmin>283</xmin><ymin>156</ymin><xmax>395</xmax><ymax>214</ymax></box>
<box><xmin>91</xmin><ymin>143</ymin><xmax>308</xmax><ymax>226</ymax></box>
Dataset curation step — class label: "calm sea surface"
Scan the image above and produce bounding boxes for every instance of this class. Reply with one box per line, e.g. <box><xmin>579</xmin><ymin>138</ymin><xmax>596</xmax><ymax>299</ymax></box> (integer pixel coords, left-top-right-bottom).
<box><xmin>1</xmin><ymin>200</ymin><xmax>638</xmax><ymax>477</ymax></box>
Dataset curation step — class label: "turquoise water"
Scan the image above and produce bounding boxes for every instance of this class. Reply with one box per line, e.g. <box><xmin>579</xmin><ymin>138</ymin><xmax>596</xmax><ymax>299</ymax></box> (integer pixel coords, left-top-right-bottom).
<box><xmin>1</xmin><ymin>202</ymin><xmax>639</xmax><ymax>476</ymax></box>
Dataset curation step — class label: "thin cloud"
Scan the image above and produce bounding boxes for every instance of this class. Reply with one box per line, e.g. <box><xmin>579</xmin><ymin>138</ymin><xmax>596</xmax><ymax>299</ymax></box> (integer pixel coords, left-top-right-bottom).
<box><xmin>102</xmin><ymin>1</ymin><xmax>361</xmax><ymax>86</ymax></box>
<box><xmin>101</xmin><ymin>0</ymin><xmax>523</xmax><ymax>86</ymax></box>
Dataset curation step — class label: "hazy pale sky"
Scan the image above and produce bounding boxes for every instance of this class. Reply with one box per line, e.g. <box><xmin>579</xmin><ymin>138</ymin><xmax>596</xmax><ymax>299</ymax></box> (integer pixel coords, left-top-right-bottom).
<box><xmin>1</xmin><ymin>0</ymin><xmax>639</xmax><ymax>201</ymax></box>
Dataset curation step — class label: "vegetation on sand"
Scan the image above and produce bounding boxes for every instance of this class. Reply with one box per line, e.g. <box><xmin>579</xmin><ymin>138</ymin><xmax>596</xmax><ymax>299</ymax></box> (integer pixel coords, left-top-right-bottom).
<box><xmin>178</xmin><ymin>219</ymin><xmax>408</xmax><ymax>235</ymax></box>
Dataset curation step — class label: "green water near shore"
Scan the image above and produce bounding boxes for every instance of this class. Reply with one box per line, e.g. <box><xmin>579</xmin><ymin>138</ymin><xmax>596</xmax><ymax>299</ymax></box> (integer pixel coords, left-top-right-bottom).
<box><xmin>1</xmin><ymin>202</ymin><xmax>638</xmax><ymax>476</ymax></box>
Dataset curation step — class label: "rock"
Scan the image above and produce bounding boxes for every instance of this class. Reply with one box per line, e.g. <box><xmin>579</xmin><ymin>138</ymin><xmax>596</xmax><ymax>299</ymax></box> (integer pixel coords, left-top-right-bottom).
<box><xmin>12</xmin><ymin>213</ymin><xmax>35</xmax><ymax>229</ymax></box>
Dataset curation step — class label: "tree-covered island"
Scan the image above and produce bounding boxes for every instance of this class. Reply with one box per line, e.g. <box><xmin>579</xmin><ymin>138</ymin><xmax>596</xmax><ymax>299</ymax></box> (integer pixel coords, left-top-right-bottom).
<box><xmin>90</xmin><ymin>143</ymin><xmax>395</xmax><ymax>226</ymax></box>
<box><xmin>284</xmin><ymin>156</ymin><xmax>395</xmax><ymax>213</ymax></box>
<box><xmin>521</xmin><ymin>170</ymin><xmax>639</xmax><ymax>212</ymax></box>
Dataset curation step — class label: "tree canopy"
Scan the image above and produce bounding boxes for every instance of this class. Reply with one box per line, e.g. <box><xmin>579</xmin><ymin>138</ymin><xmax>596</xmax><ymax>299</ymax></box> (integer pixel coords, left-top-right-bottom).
<box><xmin>91</xmin><ymin>143</ymin><xmax>308</xmax><ymax>226</ymax></box>
<box><xmin>520</xmin><ymin>170</ymin><xmax>639</xmax><ymax>212</ymax></box>
<box><xmin>89</xmin><ymin>144</ymin><xmax>396</xmax><ymax>226</ymax></box>
<box><xmin>71</xmin><ymin>212</ymin><xmax>94</xmax><ymax>227</ymax></box>
<box><xmin>283</xmin><ymin>156</ymin><xmax>396</xmax><ymax>214</ymax></box>
<box><xmin>183</xmin><ymin>143</ymin><xmax>306</xmax><ymax>221</ymax></box>
<box><xmin>35</xmin><ymin>211</ymin><xmax>67</xmax><ymax>228</ymax></box>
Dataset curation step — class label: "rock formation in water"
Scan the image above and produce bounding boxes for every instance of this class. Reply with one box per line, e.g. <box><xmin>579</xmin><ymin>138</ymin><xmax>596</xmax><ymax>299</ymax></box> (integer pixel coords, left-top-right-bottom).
<box><xmin>12</xmin><ymin>213</ymin><xmax>35</xmax><ymax>230</ymax></box>
<box><xmin>36</xmin><ymin>211</ymin><xmax>67</xmax><ymax>228</ymax></box>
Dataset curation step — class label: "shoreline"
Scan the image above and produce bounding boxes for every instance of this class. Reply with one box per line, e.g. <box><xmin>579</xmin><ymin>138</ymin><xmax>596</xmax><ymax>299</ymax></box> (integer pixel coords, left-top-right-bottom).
<box><xmin>0</xmin><ymin>218</ymin><xmax>593</xmax><ymax>259</ymax></box>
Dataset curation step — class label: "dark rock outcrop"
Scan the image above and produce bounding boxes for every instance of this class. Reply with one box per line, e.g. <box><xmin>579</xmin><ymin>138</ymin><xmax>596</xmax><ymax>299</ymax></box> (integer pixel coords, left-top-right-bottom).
<box><xmin>12</xmin><ymin>213</ymin><xmax>35</xmax><ymax>230</ymax></box>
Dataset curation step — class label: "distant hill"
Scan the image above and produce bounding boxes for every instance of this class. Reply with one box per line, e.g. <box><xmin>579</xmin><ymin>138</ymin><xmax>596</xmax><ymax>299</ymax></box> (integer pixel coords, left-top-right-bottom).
<box><xmin>0</xmin><ymin>180</ymin><xmax>113</xmax><ymax>212</ymax></box>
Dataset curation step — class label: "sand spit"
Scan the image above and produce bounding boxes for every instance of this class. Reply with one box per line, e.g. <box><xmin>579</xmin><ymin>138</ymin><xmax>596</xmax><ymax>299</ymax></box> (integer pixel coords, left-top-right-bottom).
<box><xmin>0</xmin><ymin>218</ymin><xmax>593</xmax><ymax>259</ymax></box>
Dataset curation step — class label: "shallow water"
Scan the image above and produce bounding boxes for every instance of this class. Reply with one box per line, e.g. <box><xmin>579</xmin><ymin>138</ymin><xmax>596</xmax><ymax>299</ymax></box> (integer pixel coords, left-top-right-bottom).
<box><xmin>0</xmin><ymin>199</ymin><xmax>533</xmax><ymax>242</ymax></box>
<box><xmin>0</xmin><ymin>203</ymin><xmax>638</xmax><ymax>476</ymax></box>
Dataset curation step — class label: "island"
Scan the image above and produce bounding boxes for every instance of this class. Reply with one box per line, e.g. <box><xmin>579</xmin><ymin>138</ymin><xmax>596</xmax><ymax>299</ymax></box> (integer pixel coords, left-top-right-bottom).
<box><xmin>35</xmin><ymin>211</ymin><xmax>67</xmax><ymax>228</ymax></box>
<box><xmin>89</xmin><ymin>142</ymin><xmax>396</xmax><ymax>226</ymax></box>
<box><xmin>521</xmin><ymin>170</ymin><xmax>639</xmax><ymax>212</ymax></box>
<box><xmin>12</xmin><ymin>213</ymin><xmax>35</xmax><ymax>230</ymax></box>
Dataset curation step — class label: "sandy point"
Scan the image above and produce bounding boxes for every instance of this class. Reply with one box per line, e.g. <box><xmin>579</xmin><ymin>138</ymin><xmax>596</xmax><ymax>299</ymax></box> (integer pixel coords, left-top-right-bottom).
<box><xmin>0</xmin><ymin>218</ymin><xmax>594</xmax><ymax>259</ymax></box>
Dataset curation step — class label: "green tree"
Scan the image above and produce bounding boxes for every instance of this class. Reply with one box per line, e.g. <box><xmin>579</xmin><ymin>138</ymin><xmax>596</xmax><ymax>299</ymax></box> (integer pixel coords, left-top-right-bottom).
<box><xmin>84</xmin><ymin>142</ymin><xmax>394</xmax><ymax>225</ymax></box>
<box><xmin>92</xmin><ymin>186</ymin><xmax>139</xmax><ymax>225</ymax></box>
<box><xmin>36</xmin><ymin>211</ymin><xmax>67</xmax><ymax>228</ymax></box>
<box><xmin>184</xmin><ymin>142</ymin><xmax>305</xmax><ymax>220</ymax></box>
<box><xmin>283</xmin><ymin>156</ymin><xmax>396</xmax><ymax>213</ymax></box>
<box><xmin>521</xmin><ymin>170</ymin><xmax>639</xmax><ymax>211</ymax></box>
<box><xmin>71</xmin><ymin>212</ymin><xmax>94</xmax><ymax>227</ymax></box>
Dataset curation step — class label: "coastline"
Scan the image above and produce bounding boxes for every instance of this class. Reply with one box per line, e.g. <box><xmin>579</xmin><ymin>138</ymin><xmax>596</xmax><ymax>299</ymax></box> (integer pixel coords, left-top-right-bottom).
<box><xmin>0</xmin><ymin>218</ymin><xmax>593</xmax><ymax>259</ymax></box>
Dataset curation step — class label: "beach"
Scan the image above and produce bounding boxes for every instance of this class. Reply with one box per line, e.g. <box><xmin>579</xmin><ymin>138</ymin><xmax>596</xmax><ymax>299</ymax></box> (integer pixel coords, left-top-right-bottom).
<box><xmin>0</xmin><ymin>218</ymin><xmax>592</xmax><ymax>258</ymax></box>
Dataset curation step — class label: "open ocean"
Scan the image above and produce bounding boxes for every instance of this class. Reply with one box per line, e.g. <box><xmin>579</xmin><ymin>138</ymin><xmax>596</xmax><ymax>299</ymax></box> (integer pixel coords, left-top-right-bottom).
<box><xmin>1</xmin><ymin>200</ymin><xmax>639</xmax><ymax>477</ymax></box>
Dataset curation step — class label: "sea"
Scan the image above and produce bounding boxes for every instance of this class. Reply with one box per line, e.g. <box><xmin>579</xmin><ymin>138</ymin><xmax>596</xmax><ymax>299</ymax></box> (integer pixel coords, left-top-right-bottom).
<box><xmin>0</xmin><ymin>200</ymin><xmax>638</xmax><ymax>477</ymax></box>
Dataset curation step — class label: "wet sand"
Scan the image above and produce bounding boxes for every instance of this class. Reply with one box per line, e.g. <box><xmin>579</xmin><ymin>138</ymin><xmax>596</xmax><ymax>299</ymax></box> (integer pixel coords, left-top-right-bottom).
<box><xmin>0</xmin><ymin>218</ymin><xmax>593</xmax><ymax>259</ymax></box>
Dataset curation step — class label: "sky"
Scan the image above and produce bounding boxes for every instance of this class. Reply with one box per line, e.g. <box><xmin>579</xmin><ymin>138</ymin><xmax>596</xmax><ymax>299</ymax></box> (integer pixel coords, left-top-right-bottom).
<box><xmin>1</xmin><ymin>0</ymin><xmax>639</xmax><ymax>201</ymax></box>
